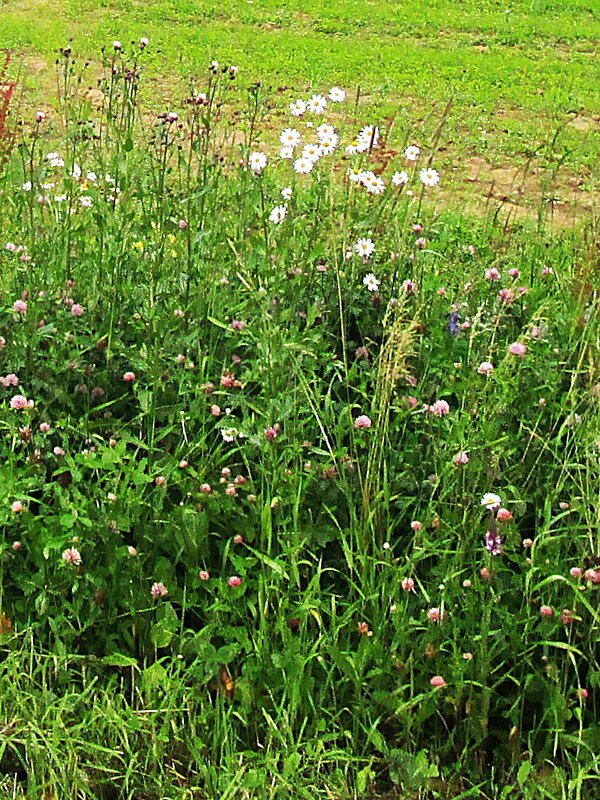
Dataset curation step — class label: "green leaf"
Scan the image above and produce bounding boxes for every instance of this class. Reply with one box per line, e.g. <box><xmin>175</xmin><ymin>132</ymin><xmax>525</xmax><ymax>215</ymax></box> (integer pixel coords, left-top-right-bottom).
<box><xmin>517</xmin><ymin>760</ymin><xmax>532</xmax><ymax>785</ymax></box>
<box><xmin>101</xmin><ymin>653</ymin><xmax>138</xmax><ymax>668</ymax></box>
<box><xmin>142</xmin><ymin>662</ymin><xmax>167</xmax><ymax>692</ymax></box>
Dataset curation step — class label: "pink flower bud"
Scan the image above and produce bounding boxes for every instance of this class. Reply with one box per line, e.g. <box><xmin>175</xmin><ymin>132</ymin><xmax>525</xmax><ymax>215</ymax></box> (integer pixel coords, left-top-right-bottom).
<box><xmin>540</xmin><ymin>605</ymin><xmax>553</xmax><ymax>617</ymax></box>
<box><xmin>228</xmin><ymin>575</ymin><xmax>242</xmax><ymax>587</ymax></box>
<box><xmin>430</xmin><ymin>675</ymin><xmax>446</xmax><ymax>688</ymax></box>
<box><xmin>198</xmin><ymin>570</ymin><xmax>210</xmax><ymax>581</ymax></box>
<box><xmin>570</xmin><ymin>567</ymin><xmax>582</xmax><ymax>578</ymax></box>
<box><xmin>401</xmin><ymin>577</ymin><xmax>415</xmax><ymax>591</ymax></box>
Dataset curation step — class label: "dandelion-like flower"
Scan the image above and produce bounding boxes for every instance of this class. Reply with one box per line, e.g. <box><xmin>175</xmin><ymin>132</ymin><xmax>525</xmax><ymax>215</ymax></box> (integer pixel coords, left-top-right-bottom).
<box><xmin>354</xmin><ymin>238</ymin><xmax>375</xmax><ymax>258</ymax></box>
<box><xmin>419</xmin><ymin>168</ymin><xmax>440</xmax><ymax>187</ymax></box>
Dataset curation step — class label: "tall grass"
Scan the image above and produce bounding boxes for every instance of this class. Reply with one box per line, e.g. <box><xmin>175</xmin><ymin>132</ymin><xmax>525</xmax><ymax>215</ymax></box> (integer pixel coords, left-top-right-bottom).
<box><xmin>0</xmin><ymin>43</ymin><xmax>598</xmax><ymax>799</ymax></box>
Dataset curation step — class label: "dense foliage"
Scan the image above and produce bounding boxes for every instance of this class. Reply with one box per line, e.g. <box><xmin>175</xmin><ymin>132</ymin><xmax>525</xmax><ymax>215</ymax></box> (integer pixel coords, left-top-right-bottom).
<box><xmin>0</xmin><ymin>45</ymin><xmax>598</xmax><ymax>799</ymax></box>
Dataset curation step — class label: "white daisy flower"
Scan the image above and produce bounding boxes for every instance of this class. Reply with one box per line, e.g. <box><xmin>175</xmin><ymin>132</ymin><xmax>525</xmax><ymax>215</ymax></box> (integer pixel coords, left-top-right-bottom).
<box><xmin>363</xmin><ymin>273</ymin><xmax>380</xmax><ymax>291</ymax></box>
<box><xmin>316</xmin><ymin>124</ymin><xmax>335</xmax><ymax>141</ymax></box>
<box><xmin>46</xmin><ymin>152</ymin><xmax>60</xmax><ymax>161</ymax></box>
<box><xmin>358</xmin><ymin>170</ymin><xmax>375</xmax><ymax>185</ymax></box>
<box><xmin>318</xmin><ymin>136</ymin><xmax>338</xmax><ymax>155</ymax></box>
<box><xmin>354</xmin><ymin>238</ymin><xmax>375</xmax><ymax>258</ymax></box>
<box><xmin>79</xmin><ymin>196</ymin><xmax>93</xmax><ymax>207</ymax></box>
<box><xmin>279</xmin><ymin>128</ymin><xmax>302</xmax><ymax>147</ymax></box>
<box><xmin>307</xmin><ymin>94</ymin><xmax>327</xmax><ymax>114</ymax></box>
<box><xmin>294</xmin><ymin>158</ymin><xmax>314</xmax><ymax>174</ymax></box>
<box><xmin>86</xmin><ymin>171</ymin><xmax>98</xmax><ymax>182</ymax></box>
<box><xmin>279</xmin><ymin>145</ymin><xmax>294</xmax><ymax>159</ymax></box>
<box><xmin>49</xmin><ymin>157</ymin><xmax>65</xmax><ymax>168</ymax></box>
<box><xmin>269</xmin><ymin>205</ymin><xmax>287</xmax><ymax>224</ymax></box>
<box><xmin>420</xmin><ymin>167</ymin><xmax>440</xmax><ymax>187</ymax></box>
<box><xmin>328</xmin><ymin>87</ymin><xmax>346</xmax><ymax>102</ymax></box>
<box><xmin>348</xmin><ymin>167</ymin><xmax>362</xmax><ymax>183</ymax></box>
<box><xmin>359</xmin><ymin>125</ymin><xmax>380</xmax><ymax>148</ymax></box>
<box><xmin>249</xmin><ymin>151</ymin><xmax>267</xmax><ymax>173</ymax></box>
<box><xmin>302</xmin><ymin>143</ymin><xmax>323</xmax><ymax>162</ymax></box>
<box><xmin>405</xmin><ymin>145</ymin><xmax>420</xmax><ymax>161</ymax></box>
<box><xmin>345</xmin><ymin>141</ymin><xmax>361</xmax><ymax>155</ymax></box>
<box><xmin>481</xmin><ymin>493</ymin><xmax>502</xmax><ymax>511</ymax></box>
<box><xmin>54</xmin><ymin>194</ymin><xmax>68</xmax><ymax>202</ymax></box>
<box><xmin>281</xmin><ymin>187</ymin><xmax>293</xmax><ymax>200</ymax></box>
<box><xmin>290</xmin><ymin>99</ymin><xmax>306</xmax><ymax>116</ymax></box>
<box><xmin>392</xmin><ymin>171</ymin><xmax>409</xmax><ymax>186</ymax></box>
<box><xmin>365</xmin><ymin>176</ymin><xmax>385</xmax><ymax>195</ymax></box>
<box><xmin>71</xmin><ymin>163</ymin><xmax>82</xmax><ymax>179</ymax></box>
<box><xmin>40</xmin><ymin>182</ymin><xmax>55</xmax><ymax>190</ymax></box>
<box><xmin>21</xmin><ymin>181</ymin><xmax>32</xmax><ymax>191</ymax></box>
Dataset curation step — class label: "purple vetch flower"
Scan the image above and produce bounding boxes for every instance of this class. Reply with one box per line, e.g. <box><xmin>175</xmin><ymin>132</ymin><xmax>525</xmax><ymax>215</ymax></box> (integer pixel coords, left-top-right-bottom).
<box><xmin>485</xmin><ymin>530</ymin><xmax>502</xmax><ymax>556</ymax></box>
<box><xmin>448</xmin><ymin>312</ymin><xmax>460</xmax><ymax>336</ymax></box>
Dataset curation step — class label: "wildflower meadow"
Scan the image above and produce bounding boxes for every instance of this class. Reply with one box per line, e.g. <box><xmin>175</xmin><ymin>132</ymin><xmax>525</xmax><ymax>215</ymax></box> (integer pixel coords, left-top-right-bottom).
<box><xmin>0</xmin><ymin>21</ymin><xmax>598</xmax><ymax>800</ymax></box>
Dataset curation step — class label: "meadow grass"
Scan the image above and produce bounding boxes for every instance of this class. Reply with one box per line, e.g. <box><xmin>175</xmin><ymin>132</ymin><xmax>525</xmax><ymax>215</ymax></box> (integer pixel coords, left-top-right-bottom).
<box><xmin>0</xmin><ymin>21</ymin><xmax>598</xmax><ymax>800</ymax></box>
<box><xmin>1</xmin><ymin>0</ymin><xmax>600</xmax><ymax>204</ymax></box>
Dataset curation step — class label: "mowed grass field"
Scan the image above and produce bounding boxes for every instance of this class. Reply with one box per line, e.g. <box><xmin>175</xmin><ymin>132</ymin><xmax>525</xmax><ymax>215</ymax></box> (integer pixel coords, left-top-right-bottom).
<box><xmin>1</xmin><ymin>0</ymin><xmax>600</xmax><ymax>217</ymax></box>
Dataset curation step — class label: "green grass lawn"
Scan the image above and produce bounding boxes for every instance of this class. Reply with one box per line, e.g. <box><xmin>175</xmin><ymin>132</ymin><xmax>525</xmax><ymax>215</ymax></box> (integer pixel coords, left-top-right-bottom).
<box><xmin>2</xmin><ymin>0</ymin><xmax>600</xmax><ymax>195</ymax></box>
